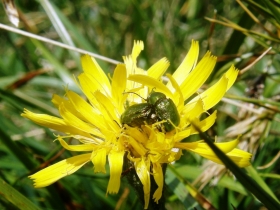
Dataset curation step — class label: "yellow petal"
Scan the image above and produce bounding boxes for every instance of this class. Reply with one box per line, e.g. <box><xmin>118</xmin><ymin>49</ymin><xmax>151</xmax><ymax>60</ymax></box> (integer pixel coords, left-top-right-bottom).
<box><xmin>175</xmin><ymin>139</ymin><xmax>239</xmax><ymax>155</ymax></box>
<box><xmin>135</xmin><ymin>158</ymin><xmax>150</xmax><ymax>209</ymax></box>
<box><xmin>152</xmin><ymin>163</ymin><xmax>163</xmax><ymax>203</ymax></box>
<box><xmin>57</xmin><ymin>136</ymin><xmax>95</xmax><ymax>151</ymax></box>
<box><xmin>124</xmin><ymin>126</ymin><xmax>149</xmax><ymax>144</ymax></box>
<box><xmin>182</xmin><ymin>97</ymin><xmax>204</xmax><ymax>123</ymax></box>
<box><xmin>177</xmin><ymin>111</ymin><xmax>217</xmax><ymax>141</ymax></box>
<box><xmin>225</xmin><ymin>148</ymin><xmax>252</xmax><ymax>167</ymax></box>
<box><xmin>187</xmin><ymin>66</ymin><xmax>238</xmax><ymax>111</ymax></box>
<box><xmin>92</xmin><ymin>148</ymin><xmax>107</xmax><ymax>173</ymax></box>
<box><xmin>131</xmin><ymin>40</ymin><xmax>144</xmax><ymax>63</ymax></box>
<box><xmin>81</xmin><ymin>55</ymin><xmax>111</xmax><ymax>95</ymax></box>
<box><xmin>29</xmin><ymin>153</ymin><xmax>91</xmax><ymax>188</ymax></box>
<box><xmin>128</xmin><ymin>74</ymin><xmax>174</xmax><ymax>102</ymax></box>
<box><xmin>175</xmin><ymin>139</ymin><xmax>251</xmax><ymax>167</ymax></box>
<box><xmin>147</xmin><ymin>57</ymin><xmax>169</xmax><ymax>80</ymax></box>
<box><xmin>166</xmin><ymin>74</ymin><xmax>184</xmax><ymax>110</ymax></box>
<box><xmin>59</xmin><ymin>103</ymin><xmax>103</xmax><ymax>137</ymax></box>
<box><xmin>180</xmin><ymin>51</ymin><xmax>217</xmax><ymax>101</ymax></box>
<box><xmin>93</xmin><ymin>91</ymin><xmax>120</xmax><ymax>130</ymax></box>
<box><xmin>168</xmin><ymin>40</ymin><xmax>199</xmax><ymax>88</ymax></box>
<box><xmin>123</xmin><ymin>53</ymin><xmax>147</xmax><ymax>95</ymax></box>
<box><xmin>191</xmin><ymin>148</ymin><xmax>251</xmax><ymax>167</ymax></box>
<box><xmin>111</xmin><ymin>64</ymin><xmax>127</xmax><ymax>112</ymax></box>
<box><xmin>21</xmin><ymin>109</ymin><xmax>92</xmax><ymax>138</ymax></box>
<box><xmin>128</xmin><ymin>136</ymin><xmax>147</xmax><ymax>156</ymax></box>
<box><xmin>66</xmin><ymin>90</ymin><xmax>107</xmax><ymax>130</ymax></box>
<box><xmin>174</xmin><ymin>129</ymin><xmax>191</xmax><ymax>142</ymax></box>
<box><xmin>225</xmin><ymin>65</ymin><xmax>239</xmax><ymax>91</ymax></box>
<box><xmin>78</xmin><ymin>73</ymin><xmax>103</xmax><ymax>107</ymax></box>
<box><xmin>107</xmin><ymin>150</ymin><xmax>125</xmax><ymax>194</ymax></box>
<box><xmin>188</xmin><ymin>111</ymin><xmax>217</xmax><ymax>134</ymax></box>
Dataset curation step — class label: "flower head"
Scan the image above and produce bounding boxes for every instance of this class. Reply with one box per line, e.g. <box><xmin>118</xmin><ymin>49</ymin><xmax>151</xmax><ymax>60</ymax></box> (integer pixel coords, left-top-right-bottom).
<box><xmin>22</xmin><ymin>40</ymin><xmax>251</xmax><ymax>209</ymax></box>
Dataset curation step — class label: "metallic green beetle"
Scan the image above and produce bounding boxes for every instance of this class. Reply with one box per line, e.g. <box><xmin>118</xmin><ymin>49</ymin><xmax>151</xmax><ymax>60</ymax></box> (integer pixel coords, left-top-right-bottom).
<box><xmin>120</xmin><ymin>91</ymin><xmax>180</xmax><ymax>132</ymax></box>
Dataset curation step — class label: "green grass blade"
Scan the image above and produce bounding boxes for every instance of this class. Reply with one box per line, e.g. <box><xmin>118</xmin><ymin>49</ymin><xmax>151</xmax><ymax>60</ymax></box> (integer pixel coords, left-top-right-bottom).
<box><xmin>0</xmin><ymin>178</ymin><xmax>40</xmax><ymax>210</ymax></box>
<box><xmin>261</xmin><ymin>0</ymin><xmax>280</xmax><ymax>26</ymax></box>
<box><xmin>193</xmin><ymin>123</ymin><xmax>280</xmax><ymax>210</ymax></box>
<box><xmin>38</xmin><ymin>0</ymin><xmax>81</xmax><ymax>67</ymax></box>
<box><xmin>0</xmin><ymin>124</ymin><xmax>38</xmax><ymax>170</ymax></box>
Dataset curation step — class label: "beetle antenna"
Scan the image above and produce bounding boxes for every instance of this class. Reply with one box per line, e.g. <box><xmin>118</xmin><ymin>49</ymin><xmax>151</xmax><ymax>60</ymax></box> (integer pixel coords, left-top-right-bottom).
<box><xmin>123</xmin><ymin>91</ymin><xmax>147</xmax><ymax>101</ymax></box>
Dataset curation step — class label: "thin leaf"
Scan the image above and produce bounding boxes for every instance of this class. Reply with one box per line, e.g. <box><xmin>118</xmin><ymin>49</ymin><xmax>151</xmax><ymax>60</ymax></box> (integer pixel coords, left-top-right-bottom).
<box><xmin>192</xmin><ymin>122</ymin><xmax>280</xmax><ymax>210</ymax></box>
<box><xmin>0</xmin><ymin>178</ymin><xmax>40</xmax><ymax>210</ymax></box>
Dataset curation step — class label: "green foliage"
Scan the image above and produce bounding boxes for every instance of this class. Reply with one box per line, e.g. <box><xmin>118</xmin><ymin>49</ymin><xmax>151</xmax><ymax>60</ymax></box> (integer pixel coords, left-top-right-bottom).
<box><xmin>0</xmin><ymin>0</ymin><xmax>279</xmax><ymax>209</ymax></box>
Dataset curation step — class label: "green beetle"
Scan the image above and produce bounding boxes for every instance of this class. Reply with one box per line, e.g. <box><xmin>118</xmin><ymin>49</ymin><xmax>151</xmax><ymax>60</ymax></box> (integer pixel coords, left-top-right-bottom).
<box><xmin>120</xmin><ymin>103</ymin><xmax>157</xmax><ymax>127</ymax></box>
<box><xmin>147</xmin><ymin>92</ymin><xmax>180</xmax><ymax>132</ymax></box>
<box><xmin>120</xmin><ymin>91</ymin><xmax>180</xmax><ymax>132</ymax></box>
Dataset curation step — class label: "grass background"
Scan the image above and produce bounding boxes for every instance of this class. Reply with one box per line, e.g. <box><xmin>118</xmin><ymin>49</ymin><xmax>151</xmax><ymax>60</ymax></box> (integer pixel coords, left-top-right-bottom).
<box><xmin>0</xmin><ymin>0</ymin><xmax>279</xmax><ymax>209</ymax></box>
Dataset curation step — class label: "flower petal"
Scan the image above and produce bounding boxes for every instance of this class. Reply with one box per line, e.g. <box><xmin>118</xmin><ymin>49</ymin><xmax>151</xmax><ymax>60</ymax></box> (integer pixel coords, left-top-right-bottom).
<box><xmin>128</xmin><ymin>136</ymin><xmax>147</xmax><ymax>156</ymax></box>
<box><xmin>66</xmin><ymin>90</ymin><xmax>107</xmax><ymax>130</ymax></box>
<box><xmin>177</xmin><ymin>111</ymin><xmax>217</xmax><ymax>141</ymax></box>
<box><xmin>92</xmin><ymin>148</ymin><xmax>107</xmax><ymax>173</ymax></box>
<box><xmin>131</xmin><ymin>40</ymin><xmax>144</xmax><ymax>64</ymax></box>
<box><xmin>94</xmin><ymin>91</ymin><xmax>121</xmax><ymax>130</ymax></box>
<box><xmin>187</xmin><ymin>66</ymin><xmax>239</xmax><ymax>111</ymax></box>
<box><xmin>57</xmin><ymin>136</ymin><xmax>96</xmax><ymax>151</ymax></box>
<box><xmin>128</xmin><ymin>74</ymin><xmax>175</xmax><ymax>102</ymax></box>
<box><xmin>180</xmin><ymin>51</ymin><xmax>217</xmax><ymax>101</ymax></box>
<box><xmin>169</xmin><ymin>40</ymin><xmax>199</xmax><ymax>88</ymax></box>
<box><xmin>147</xmin><ymin>57</ymin><xmax>170</xmax><ymax>80</ymax></box>
<box><xmin>225</xmin><ymin>65</ymin><xmax>239</xmax><ymax>91</ymax></box>
<box><xmin>52</xmin><ymin>94</ymin><xmax>84</xmax><ymax>121</ymax></box>
<box><xmin>111</xmin><ymin>64</ymin><xmax>127</xmax><ymax>112</ymax></box>
<box><xmin>175</xmin><ymin>138</ymin><xmax>239</xmax><ymax>155</ymax></box>
<box><xmin>59</xmin><ymin>103</ymin><xmax>103</xmax><ymax>138</ymax></box>
<box><xmin>182</xmin><ymin>97</ymin><xmax>204</xmax><ymax>124</ymax></box>
<box><xmin>166</xmin><ymin>74</ymin><xmax>184</xmax><ymax>110</ymax></box>
<box><xmin>81</xmin><ymin>55</ymin><xmax>111</xmax><ymax>95</ymax></box>
<box><xmin>225</xmin><ymin>148</ymin><xmax>252</xmax><ymax>167</ymax></box>
<box><xmin>29</xmin><ymin>153</ymin><xmax>91</xmax><ymax>188</ymax></box>
<box><xmin>21</xmin><ymin>109</ymin><xmax>92</xmax><ymax>138</ymax></box>
<box><xmin>107</xmin><ymin>150</ymin><xmax>125</xmax><ymax>194</ymax></box>
<box><xmin>175</xmin><ymin>139</ymin><xmax>251</xmax><ymax>167</ymax></box>
<box><xmin>188</xmin><ymin>111</ymin><xmax>217</xmax><ymax>134</ymax></box>
<box><xmin>152</xmin><ymin>162</ymin><xmax>163</xmax><ymax>203</ymax></box>
<box><xmin>135</xmin><ymin>158</ymin><xmax>150</xmax><ymax>209</ymax></box>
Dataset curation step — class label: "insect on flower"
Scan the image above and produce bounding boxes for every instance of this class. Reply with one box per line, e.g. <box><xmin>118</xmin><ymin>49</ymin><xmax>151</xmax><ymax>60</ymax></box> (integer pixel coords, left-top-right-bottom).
<box><xmin>22</xmin><ymin>40</ymin><xmax>252</xmax><ymax>209</ymax></box>
<box><xmin>120</xmin><ymin>91</ymin><xmax>180</xmax><ymax>132</ymax></box>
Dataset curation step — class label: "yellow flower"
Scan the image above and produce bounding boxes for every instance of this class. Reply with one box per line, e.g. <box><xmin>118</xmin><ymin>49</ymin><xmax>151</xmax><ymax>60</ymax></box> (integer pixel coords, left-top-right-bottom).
<box><xmin>22</xmin><ymin>40</ymin><xmax>251</xmax><ymax>209</ymax></box>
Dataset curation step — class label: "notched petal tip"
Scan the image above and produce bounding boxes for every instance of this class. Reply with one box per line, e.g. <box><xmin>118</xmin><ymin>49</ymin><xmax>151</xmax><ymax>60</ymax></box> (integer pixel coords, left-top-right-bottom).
<box><xmin>131</xmin><ymin>40</ymin><xmax>144</xmax><ymax>61</ymax></box>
